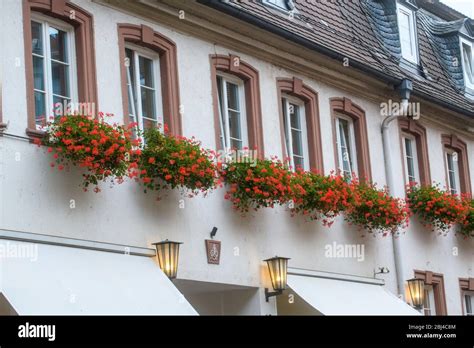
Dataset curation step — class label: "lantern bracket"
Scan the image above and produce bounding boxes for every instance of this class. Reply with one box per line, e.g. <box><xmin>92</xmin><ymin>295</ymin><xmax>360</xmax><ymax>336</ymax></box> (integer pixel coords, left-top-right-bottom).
<box><xmin>265</xmin><ymin>288</ymin><xmax>283</xmax><ymax>302</ymax></box>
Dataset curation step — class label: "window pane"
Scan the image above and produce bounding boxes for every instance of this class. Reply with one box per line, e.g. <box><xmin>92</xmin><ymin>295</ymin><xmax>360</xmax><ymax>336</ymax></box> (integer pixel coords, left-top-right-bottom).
<box><xmin>140</xmin><ymin>88</ymin><xmax>156</xmax><ymax>119</ymax></box>
<box><xmin>139</xmin><ymin>56</ymin><xmax>154</xmax><ymax>88</ymax></box>
<box><xmin>229</xmin><ymin>110</ymin><xmax>242</xmax><ymax>141</ymax></box>
<box><xmin>49</xmin><ymin>27</ymin><xmax>68</xmax><ymax>63</ymax></box>
<box><xmin>51</xmin><ymin>61</ymin><xmax>70</xmax><ymax>97</ymax></box>
<box><xmin>31</xmin><ymin>21</ymin><xmax>43</xmax><ymax>55</ymax></box>
<box><xmin>126</xmin><ymin>49</ymin><xmax>136</xmax><ymax>116</ymax></box>
<box><xmin>291</xmin><ymin>129</ymin><xmax>303</xmax><ymax>157</ymax></box>
<box><xmin>399</xmin><ymin>11</ymin><xmax>413</xmax><ymax>56</ymax></box>
<box><xmin>142</xmin><ymin>118</ymin><xmax>158</xmax><ymax>129</ymax></box>
<box><xmin>226</xmin><ymin>82</ymin><xmax>239</xmax><ymax>111</ymax></box>
<box><xmin>405</xmin><ymin>138</ymin><xmax>415</xmax><ymax>181</ymax></box>
<box><xmin>34</xmin><ymin>91</ymin><xmax>46</xmax><ymax>125</ymax></box>
<box><xmin>338</xmin><ymin>118</ymin><xmax>353</xmax><ymax>175</ymax></box>
<box><xmin>33</xmin><ymin>56</ymin><xmax>45</xmax><ymax>91</ymax></box>
<box><xmin>53</xmin><ymin>95</ymin><xmax>71</xmax><ymax>115</ymax></box>
<box><xmin>293</xmin><ymin>156</ymin><xmax>304</xmax><ymax>170</ymax></box>
<box><xmin>290</xmin><ymin>103</ymin><xmax>301</xmax><ymax>129</ymax></box>
<box><xmin>466</xmin><ymin>295</ymin><xmax>473</xmax><ymax>315</ymax></box>
<box><xmin>462</xmin><ymin>43</ymin><xmax>473</xmax><ymax>84</ymax></box>
<box><xmin>230</xmin><ymin>138</ymin><xmax>242</xmax><ymax>150</ymax></box>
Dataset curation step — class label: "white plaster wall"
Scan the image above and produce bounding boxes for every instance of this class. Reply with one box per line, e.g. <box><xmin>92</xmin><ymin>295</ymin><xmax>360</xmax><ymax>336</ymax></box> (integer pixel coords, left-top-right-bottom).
<box><xmin>1</xmin><ymin>0</ymin><xmax>472</xmax><ymax>314</ymax></box>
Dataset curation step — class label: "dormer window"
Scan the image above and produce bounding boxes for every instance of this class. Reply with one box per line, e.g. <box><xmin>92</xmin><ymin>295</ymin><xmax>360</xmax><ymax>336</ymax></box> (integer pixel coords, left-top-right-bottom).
<box><xmin>263</xmin><ymin>0</ymin><xmax>294</xmax><ymax>12</ymax></box>
<box><xmin>396</xmin><ymin>1</ymin><xmax>419</xmax><ymax>65</ymax></box>
<box><xmin>460</xmin><ymin>38</ymin><xmax>474</xmax><ymax>90</ymax></box>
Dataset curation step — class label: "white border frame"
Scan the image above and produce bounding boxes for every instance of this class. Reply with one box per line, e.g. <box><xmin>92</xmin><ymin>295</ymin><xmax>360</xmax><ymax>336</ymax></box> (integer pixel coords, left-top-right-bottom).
<box><xmin>401</xmin><ymin>133</ymin><xmax>420</xmax><ymax>185</ymax></box>
<box><xmin>335</xmin><ymin>114</ymin><xmax>358</xmax><ymax>177</ymax></box>
<box><xmin>396</xmin><ymin>1</ymin><xmax>419</xmax><ymax>65</ymax></box>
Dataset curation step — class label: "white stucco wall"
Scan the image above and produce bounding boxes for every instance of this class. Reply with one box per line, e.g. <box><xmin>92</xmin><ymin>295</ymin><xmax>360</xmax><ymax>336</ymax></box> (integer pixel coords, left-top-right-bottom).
<box><xmin>1</xmin><ymin>0</ymin><xmax>473</xmax><ymax>315</ymax></box>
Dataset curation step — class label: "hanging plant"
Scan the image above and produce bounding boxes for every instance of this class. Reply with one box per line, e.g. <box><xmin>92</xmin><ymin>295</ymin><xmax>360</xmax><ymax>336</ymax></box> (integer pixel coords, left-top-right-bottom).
<box><xmin>406</xmin><ymin>184</ymin><xmax>465</xmax><ymax>234</ymax></box>
<box><xmin>39</xmin><ymin>114</ymin><xmax>139</xmax><ymax>191</ymax></box>
<box><xmin>137</xmin><ymin>127</ymin><xmax>218</xmax><ymax>196</ymax></box>
<box><xmin>290</xmin><ymin>171</ymin><xmax>353</xmax><ymax>226</ymax></box>
<box><xmin>345</xmin><ymin>180</ymin><xmax>410</xmax><ymax>235</ymax></box>
<box><xmin>459</xmin><ymin>197</ymin><xmax>474</xmax><ymax>238</ymax></box>
<box><xmin>220</xmin><ymin>156</ymin><xmax>293</xmax><ymax>213</ymax></box>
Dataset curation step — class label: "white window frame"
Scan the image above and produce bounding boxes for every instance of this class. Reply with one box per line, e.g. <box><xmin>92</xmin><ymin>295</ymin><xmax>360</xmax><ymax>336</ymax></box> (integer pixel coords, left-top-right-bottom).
<box><xmin>423</xmin><ymin>285</ymin><xmax>436</xmax><ymax>316</ymax></box>
<box><xmin>125</xmin><ymin>43</ymin><xmax>163</xmax><ymax>133</ymax></box>
<box><xmin>282</xmin><ymin>94</ymin><xmax>309</xmax><ymax>171</ymax></box>
<box><xmin>445</xmin><ymin>149</ymin><xmax>461</xmax><ymax>195</ymax></box>
<box><xmin>216</xmin><ymin>72</ymin><xmax>248</xmax><ymax>151</ymax></box>
<box><xmin>31</xmin><ymin>13</ymin><xmax>78</xmax><ymax>129</ymax></box>
<box><xmin>402</xmin><ymin>133</ymin><xmax>420</xmax><ymax>184</ymax></box>
<box><xmin>335</xmin><ymin>114</ymin><xmax>358</xmax><ymax>178</ymax></box>
<box><xmin>396</xmin><ymin>1</ymin><xmax>419</xmax><ymax>65</ymax></box>
<box><xmin>460</xmin><ymin>37</ymin><xmax>474</xmax><ymax>90</ymax></box>
<box><xmin>463</xmin><ymin>291</ymin><xmax>474</xmax><ymax>316</ymax></box>
<box><xmin>263</xmin><ymin>0</ymin><xmax>291</xmax><ymax>11</ymax></box>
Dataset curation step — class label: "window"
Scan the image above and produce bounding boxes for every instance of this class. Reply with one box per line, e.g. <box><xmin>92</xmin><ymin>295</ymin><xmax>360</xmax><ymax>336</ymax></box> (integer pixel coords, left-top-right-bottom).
<box><xmin>442</xmin><ymin>134</ymin><xmax>471</xmax><ymax>194</ymax></box>
<box><xmin>281</xmin><ymin>96</ymin><xmax>309</xmax><ymax>171</ymax></box>
<box><xmin>210</xmin><ymin>54</ymin><xmax>264</xmax><ymax>156</ymax></box>
<box><xmin>464</xmin><ymin>293</ymin><xmax>473</xmax><ymax>316</ymax></box>
<box><xmin>402</xmin><ymin>134</ymin><xmax>420</xmax><ymax>184</ymax></box>
<box><xmin>330</xmin><ymin>98</ymin><xmax>371</xmax><ymax>181</ymax></box>
<box><xmin>125</xmin><ymin>46</ymin><xmax>163</xmax><ymax>132</ymax></box>
<box><xmin>263</xmin><ymin>0</ymin><xmax>293</xmax><ymax>11</ymax></box>
<box><xmin>398</xmin><ymin>119</ymin><xmax>431</xmax><ymax>187</ymax></box>
<box><xmin>31</xmin><ymin>14</ymin><xmax>77</xmax><ymax>128</ymax></box>
<box><xmin>118</xmin><ymin>24</ymin><xmax>181</xmax><ymax>135</ymax></box>
<box><xmin>335</xmin><ymin>116</ymin><xmax>358</xmax><ymax>178</ymax></box>
<box><xmin>445</xmin><ymin>150</ymin><xmax>461</xmax><ymax>195</ymax></box>
<box><xmin>414</xmin><ymin>270</ymin><xmax>447</xmax><ymax>315</ymax></box>
<box><xmin>397</xmin><ymin>2</ymin><xmax>418</xmax><ymax>64</ymax></box>
<box><xmin>23</xmin><ymin>0</ymin><xmax>97</xmax><ymax>139</ymax></box>
<box><xmin>216</xmin><ymin>73</ymin><xmax>248</xmax><ymax>150</ymax></box>
<box><xmin>460</xmin><ymin>38</ymin><xmax>474</xmax><ymax>89</ymax></box>
<box><xmin>423</xmin><ymin>286</ymin><xmax>436</xmax><ymax>316</ymax></box>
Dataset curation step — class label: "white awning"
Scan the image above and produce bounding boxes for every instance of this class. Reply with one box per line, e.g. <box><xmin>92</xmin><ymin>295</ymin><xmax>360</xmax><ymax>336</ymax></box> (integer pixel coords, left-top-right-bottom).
<box><xmin>0</xmin><ymin>240</ymin><xmax>197</xmax><ymax>315</ymax></box>
<box><xmin>287</xmin><ymin>273</ymin><xmax>420</xmax><ymax>315</ymax></box>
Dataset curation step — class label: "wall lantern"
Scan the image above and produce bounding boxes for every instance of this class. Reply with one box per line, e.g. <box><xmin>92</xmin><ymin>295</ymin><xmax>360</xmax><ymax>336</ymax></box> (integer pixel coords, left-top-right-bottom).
<box><xmin>152</xmin><ymin>240</ymin><xmax>182</xmax><ymax>279</ymax></box>
<box><xmin>264</xmin><ymin>256</ymin><xmax>290</xmax><ymax>302</ymax></box>
<box><xmin>407</xmin><ymin>278</ymin><xmax>425</xmax><ymax>310</ymax></box>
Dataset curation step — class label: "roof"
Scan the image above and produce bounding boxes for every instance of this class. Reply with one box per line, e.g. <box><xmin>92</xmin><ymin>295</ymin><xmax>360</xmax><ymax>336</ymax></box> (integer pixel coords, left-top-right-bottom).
<box><xmin>199</xmin><ymin>0</ymin><xmax>474</xmax><ymax>117</ymax></box>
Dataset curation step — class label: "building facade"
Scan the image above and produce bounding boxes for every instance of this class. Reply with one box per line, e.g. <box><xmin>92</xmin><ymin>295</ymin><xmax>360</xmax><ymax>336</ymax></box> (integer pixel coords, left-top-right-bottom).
<box><xmin>0</xmin><ymin>0</ymin><xmax>473</xmax><ymax>315</ymax></box>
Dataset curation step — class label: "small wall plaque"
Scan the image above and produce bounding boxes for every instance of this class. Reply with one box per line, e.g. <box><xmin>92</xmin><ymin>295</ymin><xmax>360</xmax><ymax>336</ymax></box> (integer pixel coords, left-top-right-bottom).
<box><xmin>205</xmin><ymin>239</ymin><xmax>221</xmax><ymax>265</ymax></box>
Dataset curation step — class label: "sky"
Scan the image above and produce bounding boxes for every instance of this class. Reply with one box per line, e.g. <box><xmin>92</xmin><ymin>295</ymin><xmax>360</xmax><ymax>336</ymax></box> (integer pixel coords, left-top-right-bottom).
<box><xmin>440</xmin><ymin>0</ymin><xmax>474</xmax><ymax>18</ymax></box>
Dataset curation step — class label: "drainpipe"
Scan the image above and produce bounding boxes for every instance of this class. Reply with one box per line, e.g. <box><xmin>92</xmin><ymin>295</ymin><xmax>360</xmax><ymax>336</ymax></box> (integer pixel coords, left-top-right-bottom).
<box><xmin>381</xmin><ymin>79</ymin><xmax>413</xmax><ymax>300</ymax></box>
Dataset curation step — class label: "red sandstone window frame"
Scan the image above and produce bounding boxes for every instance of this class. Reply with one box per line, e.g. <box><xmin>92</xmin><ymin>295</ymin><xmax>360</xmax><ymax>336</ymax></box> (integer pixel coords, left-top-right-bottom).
<box><xmin>23</xmin><ymin>0</ymin><xmax>98</xmax><ymax>140</ymax></box>
<box><xmin>210</xmin><ymin>54</ymin><xmax>264</xmax><ymax>158</ymax></box>
<box><xmin>117</xmin><ymin>24</ymin><xmax>181</xmax><ymax>135</ymax></box>
<box><xmin>441</xmin><ymin>134</ymin><xmax>471</xmax><ymax>195</ymax></box>
<box><xmin>398</xmin><ymin>118</ymin><xmax>431</xmax><ymax>187</ymax></box>
<box><xmin>330</xmin><ymin>97</ymin><xmax>372</xmax><ymax>181</ymax></box>
<box><xmin>276</xmin><ymin>77</ymin><xmax>323</xmax><ymax>172</ymax></box>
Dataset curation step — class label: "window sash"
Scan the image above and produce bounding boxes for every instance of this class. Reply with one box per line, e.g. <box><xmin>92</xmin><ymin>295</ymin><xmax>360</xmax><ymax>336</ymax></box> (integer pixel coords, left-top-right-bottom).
<box><xmin>282</xmin><ymin>96</ymin><xmax>309</xmax><ymax>171</ymax></box>
<box><xmin>446</xmin><ymin>150</ymin><xmax>460</xmax><ymax>195</ymax></box>
<box><xmin>31</xmin><ymin>14</ymin><xmax>77</xmax><ymax>128</ymax></box>
<box><xmin>126</xmin><ymin>45</ymin><xmax>163</xmax><ymax>134</ymax></box>
<box><xmin>402</xmin><ymin>134</ymin><xmax>420</xmax><ymax>184</ymax></box>
<box><xmin>461</xmin><ymin>39</ymin><xmax>474</xmax><ymax>88</ymax></box>
<box><xmin>423</xmin><ymin>286</ymin><xmax>436</xmax><ymax>316</ymax></box>
<box><xmin>465</xmin><ymin>294</ymin><xmax>473</xmax><ymax>316</ymax></box>
<box><xmin>335</xmin><ymin>116</ymin><xmax>358</xmax><ymax>178</ymax></box>
<box><xmin>397</xmin><ymin>3</ymin><xmax>418</xmax><ymax>64</ymax></box>
<box><xmin>216</xmin><ymin>73</ymin><xmax>248</xmax><ymax>151</ymax></box>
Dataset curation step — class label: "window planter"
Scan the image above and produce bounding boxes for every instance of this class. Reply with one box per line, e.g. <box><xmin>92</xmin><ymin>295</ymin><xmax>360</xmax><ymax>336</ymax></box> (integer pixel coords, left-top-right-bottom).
<box><xmin>221</xmin><ymin>157</ymin><xmax>293</xmax><ymax>213</ymax></box>
<box><xmin>345</xmin><ymin>181</ymin><xmax>409</xmax><ymax>235</ymax></box>
<box><xmin>137</xmin><ymin>127</ymin><xmax>218</xmax><ymax>196</ymax></box>
<box><xmin>39</xmin><ymin>114</ymin><xmax>139</xmax><ymax>191</ymax></box>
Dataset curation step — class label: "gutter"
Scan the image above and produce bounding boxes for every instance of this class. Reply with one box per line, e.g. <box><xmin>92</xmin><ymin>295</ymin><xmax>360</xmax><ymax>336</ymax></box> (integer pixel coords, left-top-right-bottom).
<box><xmin>198</xmin><ymin>0</ymin><xmax>473</xmax><ymax>118</ymax></box>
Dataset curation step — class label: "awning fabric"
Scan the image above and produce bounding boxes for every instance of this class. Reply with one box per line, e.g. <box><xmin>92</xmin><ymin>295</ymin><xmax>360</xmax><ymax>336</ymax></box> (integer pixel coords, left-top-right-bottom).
<box><xmin>0</xmin><ymin>240</ymin><xmax>197</xmax><ymax>315</ymax></box>
<box><xmin>287</xmin><ymin>274</ymin><xmax>420</xmax><ymax>315</ymax></box>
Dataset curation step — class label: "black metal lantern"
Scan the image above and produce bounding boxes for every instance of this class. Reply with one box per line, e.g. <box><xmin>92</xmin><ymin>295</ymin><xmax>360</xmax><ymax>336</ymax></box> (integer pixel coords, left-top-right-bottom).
<box><xmin>152</xmin><ymin>240</ymin><xmax>182</xmax><ymax>279</ymax></box>
<box><xmin>407</xmin><ymin>278</ymin><xmax>425</xmax><ymax>310</ymax></box>
<box><xmin>264</xmin><ymin>256</ymin><xmax>290</xmax><ymax>302</ymax></box>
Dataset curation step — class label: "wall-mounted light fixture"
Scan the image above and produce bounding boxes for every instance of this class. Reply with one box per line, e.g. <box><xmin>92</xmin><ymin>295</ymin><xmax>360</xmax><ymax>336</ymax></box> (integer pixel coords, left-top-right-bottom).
<box><xmin>264</xmin><ymin>256</ymin><xmax>290</xmax><ymax>302</ymax></box>
<box><xmin>407</xmin><ymin>278</ymin><xmax>425</xmax><ymax>310</ymax></box>
<box><xmin>152</xmin><ymin>240</ymin><xmax>182</xmax><ymax>279</ymax></box>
